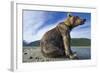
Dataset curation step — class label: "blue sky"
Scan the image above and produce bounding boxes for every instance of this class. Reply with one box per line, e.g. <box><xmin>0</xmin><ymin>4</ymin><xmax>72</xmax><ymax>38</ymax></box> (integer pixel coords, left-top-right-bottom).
<box><xmin>23</xmin><ymin>10</ymin><xmax>91</xmax><ymax>43</ymax></box>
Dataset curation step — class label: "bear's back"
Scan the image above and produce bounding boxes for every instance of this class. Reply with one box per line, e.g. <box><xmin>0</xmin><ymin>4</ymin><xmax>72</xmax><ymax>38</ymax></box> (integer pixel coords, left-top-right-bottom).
<box><xmin>41</xmin><ymin>25</ymin><xmax>62</xmax><ymax>44</ymax></box>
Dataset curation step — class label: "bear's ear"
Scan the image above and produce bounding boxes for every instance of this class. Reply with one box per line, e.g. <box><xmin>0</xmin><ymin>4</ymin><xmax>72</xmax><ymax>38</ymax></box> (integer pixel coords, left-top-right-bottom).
<box><xmin>69</xmin><ymin>14</ymin><xmax>72</xmax><ymax>17</ymax></box>
<box><xmin>67</xmin><ymin>13</ymin><xmax>72</xmax><ymax>17</ymax></box>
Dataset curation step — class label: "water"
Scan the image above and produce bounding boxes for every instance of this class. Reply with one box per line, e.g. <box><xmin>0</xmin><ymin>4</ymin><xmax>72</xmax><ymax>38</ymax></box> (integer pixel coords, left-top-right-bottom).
<box><xmin>71</xmin><ymin>47</ymin><xmax>91</xmax><ymax>60</ymax></box>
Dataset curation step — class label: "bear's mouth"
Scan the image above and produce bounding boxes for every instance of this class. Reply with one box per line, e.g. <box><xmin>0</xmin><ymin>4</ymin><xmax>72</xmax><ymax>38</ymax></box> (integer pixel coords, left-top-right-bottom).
<box><xmin>83</xmin><ymin>19</ymin><xmax>86</xmax><ymax>22</ymax></box>
<box><xmin>81</xmin><ymin>19</ymin><xmax>86</xmax><ymax>25</ymax></box>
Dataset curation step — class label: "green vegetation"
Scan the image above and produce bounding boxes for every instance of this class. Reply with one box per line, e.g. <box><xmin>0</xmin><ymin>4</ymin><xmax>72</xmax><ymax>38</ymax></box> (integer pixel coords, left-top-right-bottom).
<box><xmin>71</xmin><ymin>38</ymin><xmax>90</xmax><ymax>46</ymax></box>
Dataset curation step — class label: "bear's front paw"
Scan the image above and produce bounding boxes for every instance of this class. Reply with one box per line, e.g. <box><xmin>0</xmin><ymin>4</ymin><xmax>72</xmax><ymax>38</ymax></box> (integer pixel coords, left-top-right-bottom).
<box><xmin>69</xmin><ymin>53</ymin><xmax>79</xmax><ymax>60</ymax></box>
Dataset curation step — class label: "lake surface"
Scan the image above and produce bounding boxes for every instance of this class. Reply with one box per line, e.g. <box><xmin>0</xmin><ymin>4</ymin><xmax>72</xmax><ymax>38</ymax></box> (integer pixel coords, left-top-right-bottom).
<box><xmin>71</xmin><ymin>47</ymin><xmax>91</xmax><ymax>60</ymax></box>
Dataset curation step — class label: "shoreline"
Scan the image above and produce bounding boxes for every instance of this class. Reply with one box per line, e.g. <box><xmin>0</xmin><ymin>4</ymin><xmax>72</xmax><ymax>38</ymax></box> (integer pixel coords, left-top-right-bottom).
<box><xmin>71</xmin><ymin>46</ymin><xmax>90</xmax><ymax>48</ymax></box>
<box><xmin>23</xmin><ymin>46</ymin><xmax>91</xmax><ymax>48</ymax></box>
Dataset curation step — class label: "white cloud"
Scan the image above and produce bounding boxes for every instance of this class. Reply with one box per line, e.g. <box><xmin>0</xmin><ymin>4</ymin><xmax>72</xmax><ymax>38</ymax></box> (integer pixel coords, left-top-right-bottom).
<box><xmin>23</xmin><ymin>11</ymin><xmax>48</xmax><ymax>42</ymax></box>
<box><xmin>23</xmin><ymin>19</ymin><xmax>63</xmax><ymax>43</ymax></box>
<box><xmin>23</xmin><ymin>10</ymin><xmax>66</xmax><ymax>43</ymax></box>
<box><xmin>71</xmin><ymin>28</ymin><xmax>91</xmax><ymax>39</ymax></box>
<box><xmin>23</xmin><ymin>11</ymin><xmax>46</xmax><ymax>32</ymax></box>
<box><xmin>23</xmin><ymin>11</ymin><xmax>91</xmax><ymax>43</ymax></box>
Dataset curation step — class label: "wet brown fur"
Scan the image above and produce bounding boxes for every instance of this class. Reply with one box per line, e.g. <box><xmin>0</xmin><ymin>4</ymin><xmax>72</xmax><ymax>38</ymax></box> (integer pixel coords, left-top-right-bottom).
<box><xmin>40</xmin><ymin>14</ymin><xmax>86</xmax><ymax>59</ymax></box>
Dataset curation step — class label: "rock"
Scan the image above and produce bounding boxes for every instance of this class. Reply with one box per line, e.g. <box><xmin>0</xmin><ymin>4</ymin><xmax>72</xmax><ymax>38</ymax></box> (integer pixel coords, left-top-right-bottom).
<box><xmin>29</xmin><ymin>56</ymin><xmax>33</xmax><ymax>59</ymax></box>
<box><xmin>35</xmin><ymin>57</ymin><xmax>39</xmax><ymax>59</ymax></box>
<box><xmin>24</xmin><ymin>52</ymin><xmax>27</xmax><ymax>55</ymax></box>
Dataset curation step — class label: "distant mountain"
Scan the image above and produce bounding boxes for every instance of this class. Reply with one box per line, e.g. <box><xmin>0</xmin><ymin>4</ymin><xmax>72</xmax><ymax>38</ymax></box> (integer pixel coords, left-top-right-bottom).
<box><xmin>70</xmin><ymin>38</ymin><xmax>90</xmax><ymax>46</ymax></box>
<box><xmin>23</xmin><ymin>38</ymin><xmax>91</xmax><ymax>47</ymax></box>
<box><xmin>23</xmin><ymin>40</ymin><xmax>29</xmax><ymax>46</ymax></box>
<box><xmin>27</xmin><ymin>40</ymin><xmax>40</xmax><ymax>46</ymax></box>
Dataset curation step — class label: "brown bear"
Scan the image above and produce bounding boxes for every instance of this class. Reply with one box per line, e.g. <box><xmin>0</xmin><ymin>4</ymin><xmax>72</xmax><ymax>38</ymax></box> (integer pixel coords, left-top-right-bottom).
<box><xmin>40</xmin><ymin>14</ymin><xmax>86</xmax><ymax>59</ymax></box>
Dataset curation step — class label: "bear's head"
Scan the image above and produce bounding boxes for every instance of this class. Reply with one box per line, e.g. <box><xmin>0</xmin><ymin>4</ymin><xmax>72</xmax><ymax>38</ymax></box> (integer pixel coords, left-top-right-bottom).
<box><xmin>64</xmin><ymin>14</ymin><xmax>86</xmax><ymax>28</ymax></box>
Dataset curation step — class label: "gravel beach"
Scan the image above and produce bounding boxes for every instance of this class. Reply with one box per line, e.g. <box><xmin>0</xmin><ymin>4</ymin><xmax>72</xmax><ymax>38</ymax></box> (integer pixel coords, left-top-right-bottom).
<box><xmin>23</xmin><ymin>46</ymin><xmax>90</xmax><ymax>63</ymax></box>
<box><xmin>23</xmin><ymin>47</ymin><xmax>69</xmax><ymax>63</ymax></box>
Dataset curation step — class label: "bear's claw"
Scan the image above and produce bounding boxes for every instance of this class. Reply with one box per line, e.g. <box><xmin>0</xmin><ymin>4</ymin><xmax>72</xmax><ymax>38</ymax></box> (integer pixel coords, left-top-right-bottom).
<box><xmin>69</xmin><ymin>53</ymin><xmax>79</xmax><ymax>60</ymax></box>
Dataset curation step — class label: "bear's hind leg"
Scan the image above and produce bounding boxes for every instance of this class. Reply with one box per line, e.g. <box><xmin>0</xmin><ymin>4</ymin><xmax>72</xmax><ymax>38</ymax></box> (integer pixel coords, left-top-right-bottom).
<box><xmin>42</xmin><ymin>47</ymin><xmax>65</xmax><ymax>58</ymax></box>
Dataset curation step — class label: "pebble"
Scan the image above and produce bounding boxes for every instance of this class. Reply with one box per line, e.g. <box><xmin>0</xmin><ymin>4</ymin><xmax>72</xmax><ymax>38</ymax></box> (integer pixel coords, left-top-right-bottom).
<box><xmin>24</xmin><ymin>53</ymin><xmax>27</xmax><ymax>55</ymax></box>
<box><xmin>29</xmin><ymin>56</ymin><xmax>33</xmax><ymax>59</ymax></box>
<box><xmin>35</xmin><ymin>57</ymin><xmax>39</xmax><ymax>59</ymax></box>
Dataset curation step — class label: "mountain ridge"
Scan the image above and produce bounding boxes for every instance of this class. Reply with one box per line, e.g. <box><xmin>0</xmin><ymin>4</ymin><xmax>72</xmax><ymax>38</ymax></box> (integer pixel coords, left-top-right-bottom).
<box><xmin>23</xmin><ymin>38</ymin><xmax>91</xmax><ymax>47</ymax></box>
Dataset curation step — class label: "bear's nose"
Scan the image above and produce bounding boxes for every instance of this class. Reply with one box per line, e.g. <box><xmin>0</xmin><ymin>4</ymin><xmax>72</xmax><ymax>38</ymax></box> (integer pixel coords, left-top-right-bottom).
<box><xmin>83</xmin><ymin>19</ymin><xmax>86</xmax><ymax>22</ymax></box>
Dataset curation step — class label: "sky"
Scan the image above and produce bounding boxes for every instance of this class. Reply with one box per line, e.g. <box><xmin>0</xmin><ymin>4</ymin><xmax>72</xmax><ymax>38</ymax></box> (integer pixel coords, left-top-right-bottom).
<box><xmin>23</xmin><ymin>10</ymin><xmax>91</xmax><ymax>43</ymax></box>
